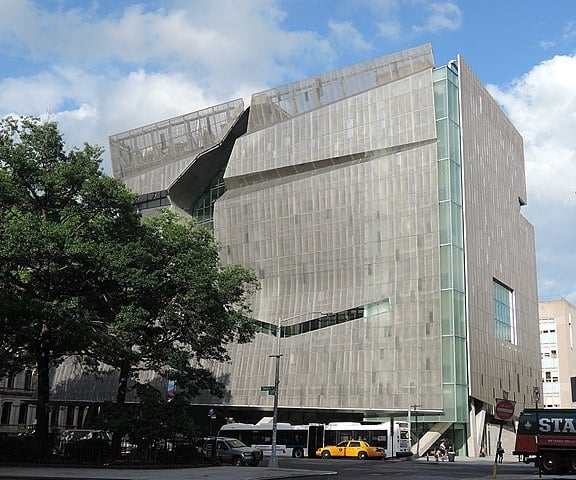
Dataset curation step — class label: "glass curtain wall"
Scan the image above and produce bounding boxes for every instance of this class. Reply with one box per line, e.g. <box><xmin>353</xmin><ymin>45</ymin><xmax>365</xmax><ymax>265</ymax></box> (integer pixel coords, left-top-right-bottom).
<box><xmin>433</xmin><ymin>66</ymin><xmax>469</xmax><ymax>431</ymax></box>
<box><xmin>191</xmin><ymin>169</ymin><xmax>227</xmax><ymax>228</ymax></box>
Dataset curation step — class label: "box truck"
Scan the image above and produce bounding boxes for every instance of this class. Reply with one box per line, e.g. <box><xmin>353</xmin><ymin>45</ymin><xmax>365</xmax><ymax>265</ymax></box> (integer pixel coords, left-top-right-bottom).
<box><xmin>513</xmin><ymin>409</ymin><xmax>576</xmax><ymax>474</ymax></box>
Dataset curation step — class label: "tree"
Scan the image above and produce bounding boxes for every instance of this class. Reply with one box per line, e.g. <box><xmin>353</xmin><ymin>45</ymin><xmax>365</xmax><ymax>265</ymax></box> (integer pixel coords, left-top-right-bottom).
<box><xmin>0</xmin><ymin>116</ymin><xmax>142</xmax><ymax>457</ymax></box>
<box><xmin>95</xmin><ymin>384</ymin><xmax>201</xmax><ymax>454</ymax></box>
<box><xmin>90</xmin><ymin>211</ymin><xmax>259</xmax><ymax>458</ymax></box>
<box><xmin>0</xmin><ymin>116</ymin><xmax>260</xmax><ymax>460</ymax></box>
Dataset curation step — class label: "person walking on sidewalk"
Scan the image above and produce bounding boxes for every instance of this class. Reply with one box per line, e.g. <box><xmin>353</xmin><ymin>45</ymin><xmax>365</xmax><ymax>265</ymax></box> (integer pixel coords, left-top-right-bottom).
<box><xmin>496</xmin><ymin>442</ymin><xmax>504</xmax><ymax>463</ymax></box>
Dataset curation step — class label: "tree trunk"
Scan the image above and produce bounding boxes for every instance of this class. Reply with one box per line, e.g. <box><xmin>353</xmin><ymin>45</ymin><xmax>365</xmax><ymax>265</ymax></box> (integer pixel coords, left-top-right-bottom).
<box><xmin>35</xmin><ymin>334</ymin><xmax>51</xmax><ymax>460</ymax></box>
<box><xmin>110</xmin><ymin>362</ymin><xmax>130</xmax><ymax>461</ymax></box>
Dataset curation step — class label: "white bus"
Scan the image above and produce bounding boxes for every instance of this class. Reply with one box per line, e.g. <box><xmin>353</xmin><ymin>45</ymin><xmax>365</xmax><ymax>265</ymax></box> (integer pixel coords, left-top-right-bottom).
<box><xmin>218</xmin><ymin>420</ymin><xmax>410</xmax><ymax>458</ymax></box>
<box><xmin>324</xmin><ymin>421</ymin><xmax>411</xmax><ymax>458</ymax></box>
<box><xmin>218</xmin><ymin>422</ymin><xmax>315</xmax><ymax>458</ymax></box>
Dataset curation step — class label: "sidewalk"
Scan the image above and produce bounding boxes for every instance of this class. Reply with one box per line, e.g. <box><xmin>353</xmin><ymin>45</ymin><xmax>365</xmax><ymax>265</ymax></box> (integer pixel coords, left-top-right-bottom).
<box><xmin>414</xmin><ymin>455</ymin><xmax>576</xmax><ymax>479</ymax></box>
<box><xmin>0</xmin><ymin>465</ymin><xmax>337</xmax><ymax>480</ymax></box>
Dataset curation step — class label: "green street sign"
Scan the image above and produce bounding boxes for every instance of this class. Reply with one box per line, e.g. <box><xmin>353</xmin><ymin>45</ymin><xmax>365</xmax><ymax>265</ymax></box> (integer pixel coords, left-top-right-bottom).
<box><xmin>268</xmin><ymin>390</ymin><xmax>275</xmax><ymax>395</ymax></box>
<box><xmin>260</xmin><ymin>385</ymin><xmax>274</xmax><ymax>392</ymax></box>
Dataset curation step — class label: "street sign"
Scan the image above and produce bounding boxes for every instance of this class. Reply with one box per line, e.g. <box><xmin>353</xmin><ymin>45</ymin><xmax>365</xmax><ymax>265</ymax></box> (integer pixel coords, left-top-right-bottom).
<box><xmin>532</xmin><ymin>386</ymin><xmax>541</xmax><ymax>404</ymax></box>
<box><xmin>260</xmin><ymin>386</ymin><xmax>274</xmax><ymax>392</ymax></box>
<box><xmin>495</xmin><ymin>398</ymin><xmax>516</xmax><ymax>421</ymax></box>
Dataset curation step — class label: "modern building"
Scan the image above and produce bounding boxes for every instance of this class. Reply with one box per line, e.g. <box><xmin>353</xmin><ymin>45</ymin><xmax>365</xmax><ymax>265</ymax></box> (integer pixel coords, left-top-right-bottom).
<box><xmin>539</xmin><ymin>298</ymin><xmax>576</xmax><ymax>408</ymax></box>
<box><xmin>108</xmin><ymin>44</ymin><xmax>541</xmax><ymax>456</ymax></box>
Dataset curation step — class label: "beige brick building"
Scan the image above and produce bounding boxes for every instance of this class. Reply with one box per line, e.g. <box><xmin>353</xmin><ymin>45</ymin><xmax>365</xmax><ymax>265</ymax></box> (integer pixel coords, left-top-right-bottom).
<box><xmin>539</xmin><ymin>298</ymin><xmax>576</xmax><ymax>408</ymax></box>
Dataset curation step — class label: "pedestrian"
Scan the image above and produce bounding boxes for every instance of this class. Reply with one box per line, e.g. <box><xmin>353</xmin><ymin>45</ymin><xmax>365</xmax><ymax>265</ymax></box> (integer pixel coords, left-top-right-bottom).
<box><xmin>497</xmin><ymin>442</ymin><xmax>504</xmax><ymax>463</ymax></box>
<box><xmin>438</xmin><ymin>441</ymin><xmax>447</xmax><ymax>461</ymax></box>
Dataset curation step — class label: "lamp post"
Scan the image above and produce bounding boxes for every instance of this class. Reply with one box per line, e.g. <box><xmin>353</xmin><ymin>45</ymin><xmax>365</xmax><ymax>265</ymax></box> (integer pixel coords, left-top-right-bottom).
<box><xmin>402</xmin><ymin>384</ymin><xmax>418</xmax><ymax>457</ymax></box>
<box><xmin>409</xmin><ymin>404</ymin><xmax>421</xmax><ymax>457</ymax></box>
<box><xmin>268</xmin><ymin>310</ymin><xmax>332</xmax><ymax>469</ymax></box>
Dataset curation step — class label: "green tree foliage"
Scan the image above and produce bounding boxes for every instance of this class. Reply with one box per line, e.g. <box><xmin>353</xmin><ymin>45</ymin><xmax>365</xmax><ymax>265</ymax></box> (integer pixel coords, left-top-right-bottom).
<box><xmin>91</xmin><ymin>210</ymin><xmax>259</xmax><ymax>457</ymax></box>
<box><xmin>0</xmin><ymin>117</ymin><xmax>259</xmax><ymax>459</ymax></box>
<box><xmin>96</xmin><ymin>384</ymin><xmax>200</xmax><ymax>450</ymax></box>
<box><xmin>96</xmin><ymin>210</ymin><xmax>259</xmax><ymax>399</ymax></box>
<box><xmin>0</xmin><ymin>116</ymin><xmax>141</xmax><ymax>456</ymax></box>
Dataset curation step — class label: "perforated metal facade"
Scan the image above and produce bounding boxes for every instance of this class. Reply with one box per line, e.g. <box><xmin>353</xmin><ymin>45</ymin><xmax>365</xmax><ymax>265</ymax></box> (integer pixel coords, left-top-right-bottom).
<box><xmin>108</xmin><ymin>44</ymin><xmax>541</xmax><ymax>455</ymax></box>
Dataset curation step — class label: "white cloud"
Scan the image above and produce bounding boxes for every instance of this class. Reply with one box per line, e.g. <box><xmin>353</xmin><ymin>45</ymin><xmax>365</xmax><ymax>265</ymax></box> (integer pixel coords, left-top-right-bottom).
<box><xmin>489</xmin><ymin>55</ymin><xmax>576</xmax><ymax>299</ymax></box>
<box><xmin>0</xmin><ymin>0</ymin><xmax>332</xmax><ymax>91</ymax></box>
<box><xmin>411</xmin><ymin>1</ymin><xmax>463</xmax><ymax>34</ymax></box>
<box><xmin>63</xmin><ymin>69</ymin><xmax>228</xmax><ymax>172</ymax></box>
<box><xmin>0</xmin><ymin>0</ymin><xmax>336</xmax><ymax>173</ymax></box>
<box><xmin>539</xmin><ymin>40</ymin><xmax>556</xmax><ymax>50</ymax></box>
<box><xmin>371</xmin><ymin>0</ymin><xmax>461</xmax><ymax>41</ymax></box>
<box><xmin>562</xmin><ymin>21</ymin><xmax>576</xmax><ymax>43</ymax></box>
<box><xmin>488</xmin><ymin>55</ymin><xmax>576</xmax><ymax>206</ymax></box>
<box><xmin>377</xmin><ymin>19</ymin><xmax>403</xmax><ymax>40</ymax></box>
<box><xmin>328</xmin><ymin>20</ymin><xmax>372</xmax><ymax>52</ymax></box>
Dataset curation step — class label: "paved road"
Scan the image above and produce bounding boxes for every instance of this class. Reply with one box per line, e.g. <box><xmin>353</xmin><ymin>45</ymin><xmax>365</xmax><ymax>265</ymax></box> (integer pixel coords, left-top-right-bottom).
<box><xmin>279</xmin><ymin>455</ymin><xmax>576</xmax><ymax>479</ymax></box>
<box><xmin>2</xmin><ymin>456</ymin><xmax>576</xmax><ymax>480</ymax></box>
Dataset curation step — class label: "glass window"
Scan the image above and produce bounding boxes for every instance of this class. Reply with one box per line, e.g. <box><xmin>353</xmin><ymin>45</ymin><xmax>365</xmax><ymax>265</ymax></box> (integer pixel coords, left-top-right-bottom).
<box><xmin>455</xmin><ymin>337</ymin><xmax>467</xmax><ymax>383</ymax></box>
<box><xmin>50</xmin><ymin>406</ymin><xmax>60</xmax><ymax>426</ymax></box>
<box><xmin>24</xmin><ymin>370</ymin><xmax>32</xmax><ymax>390</ymax></box>
<box><xmin>448</xmin><ymin>120</ymin><xmax>460</xmax><ymax>164</ymax></box>
<box><xmin>442</xmin><ymin>337</ymin><xmax>455</xmax><ymax>382</ymax></box>
<box><xmin>433</xmin><ymin>67</ymin><xmax>447</xmax><ymax>82</ymax></box>
<box><xmin>18</xmin><ymin>404</ymin><xmax>28</xmax><ymax>425</ymax></box>
<box><xmin>65</xmin><ymin>406</ymin><xmax>75</xmax><ymax>426</ymax></box>
<box><xmin>438</xmin><ymin>160</ymin><xmax>450</xmax><ymax>201</ymax></box>
<box><xmin>452</xmin><ymin>247</ymin><xmax>465</xmax><ymax>292</ymax></box>
<box><xmin>448</xmin><ymin>82</ymin><xmax>460</xmax><ymax>122</ymax></box>
<box><xmin>436</xmin><ymin>119</ymin><xmax>448</xmax><ymax>160</ymax></box>
<box><xmin>364</xmin><ymin>299</ymin><xmax>390</xmax><ymax>316</ymax></box>
<box><xmin>440</xmin><ymin>246</ymin><xmax>453</xmax><ymax>289</ymax></box>
<box><xmin>1</xmin><ymin>402</ymin><xmax>12</xmax><ymax>425</ymax></box>
<box><xmin>433</xmin><ymin>80</ymin><xmax>447</xmax><ymax>119</ymax></box>
<box><xmin>441</xmin><ymin>290</ymin><xmax>454</xmax><ymax>335</ymax></box>
<box><xmin>493</xmin><ymin>280</ymin><xmax>516</xmax><ymax>344</ymax></box>
<box><xmin>439</xmin><ymin>202</ymin><xmax>451</xmax><ymax>245</ymax></box>
<box><xmin>450</xmin><ymin>203</ymin><xmax>463</xmax><ymax>248</ymax></box>
<box><xmin>450</xmin><ymin>161</ymin><xmax>462</xmax><ymax>205</ymax></box>
<box><xmin>191</xmin><ymin>170</ymin><xmax>227</xmax><ymax>226</ymax></box>
<box><xmin>453</xmin><ymin>291</ymin><xmax>466</xmax><ymax>337</ymax></box>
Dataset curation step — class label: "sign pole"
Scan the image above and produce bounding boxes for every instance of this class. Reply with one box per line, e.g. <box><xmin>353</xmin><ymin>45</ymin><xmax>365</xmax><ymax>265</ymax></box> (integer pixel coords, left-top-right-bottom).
<box><xmin>492</xmin><ymin>398</ymin><xmax>516</xmax><ymax>478</ymax></box>
<box><xmin>493</xmin><ymin>421</ymin><xmax>504</xmax><ymax>477</ymax></box>
<box><xmin>532</xmin><ymin>386</ymin><xmax>541</xmax><ymax>479</ymax></box>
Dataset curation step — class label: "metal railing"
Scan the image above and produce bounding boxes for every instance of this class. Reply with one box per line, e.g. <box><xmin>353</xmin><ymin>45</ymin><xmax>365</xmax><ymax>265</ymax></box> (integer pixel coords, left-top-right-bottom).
<box><xmin>0</xmin><ymin>434</ymin><xmax>213</xmax><ymax>465</ymax></box>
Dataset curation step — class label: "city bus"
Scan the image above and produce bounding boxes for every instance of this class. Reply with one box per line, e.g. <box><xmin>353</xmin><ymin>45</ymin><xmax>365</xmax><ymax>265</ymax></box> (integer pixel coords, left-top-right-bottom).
<box><xmin>218</xmin><ymin>420</ymin><xmax>410</xmax><ymax>458</ymax></box>
<box><xmin>218</xmin><ymin>422</ymin><xmax>317</xmax><ymax>458</ymax></box>
<box><xmin>324</xmin><ymin>421</ymin><xmax>411</xmax><ymax>457</ymax></box>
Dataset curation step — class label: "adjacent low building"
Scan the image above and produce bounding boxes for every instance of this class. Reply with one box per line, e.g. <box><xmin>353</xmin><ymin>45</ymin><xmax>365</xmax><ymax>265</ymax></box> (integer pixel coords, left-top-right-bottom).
<box><xmin>539</xmin><ymin>298</ymin><xmax>576</xmax><ymax>408</ymax></box>
<box><xmin>105</xmin><ymin>43</ymin><xmax>542</xmax><ymax>456</ymax></box>
<box><xmin>0</xmin><ymin>370</ymin><xmax>35</xmax><ymax>435</ymax></box>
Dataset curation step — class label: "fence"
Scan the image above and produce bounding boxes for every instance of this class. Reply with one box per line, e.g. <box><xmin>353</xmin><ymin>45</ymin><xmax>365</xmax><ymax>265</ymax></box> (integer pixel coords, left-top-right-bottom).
<box><xmin>0</xmin><ymin>433</ymin><xmax>213</xmax><ymax>465</ymax></box>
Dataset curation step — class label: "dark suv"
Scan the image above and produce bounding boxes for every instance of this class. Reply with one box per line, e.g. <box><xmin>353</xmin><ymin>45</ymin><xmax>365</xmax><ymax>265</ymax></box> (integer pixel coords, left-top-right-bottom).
<box><xmin>196</xmin><ymin>436</ymin><xmax>262</xmax><ymax>466</ymax></box>
<box><xmin>55</xmin><ymin>429</ymin><xmax>112</xmax><ymax>460</ymax></box>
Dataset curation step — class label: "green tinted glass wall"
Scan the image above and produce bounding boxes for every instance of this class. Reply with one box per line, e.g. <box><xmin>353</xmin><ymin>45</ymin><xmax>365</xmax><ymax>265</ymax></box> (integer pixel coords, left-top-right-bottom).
<box><xmin>434</xmin><ymin>66</ymin><xmax>468</xmax><ymax>423</ymax></box>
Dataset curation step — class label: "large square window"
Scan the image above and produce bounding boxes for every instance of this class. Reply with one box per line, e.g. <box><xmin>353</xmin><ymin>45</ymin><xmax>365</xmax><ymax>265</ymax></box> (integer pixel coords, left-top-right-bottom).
<box><xmin>493</xmin><ymin>280</ymin><xmax>517</xmax><ymax>344</ymax></box>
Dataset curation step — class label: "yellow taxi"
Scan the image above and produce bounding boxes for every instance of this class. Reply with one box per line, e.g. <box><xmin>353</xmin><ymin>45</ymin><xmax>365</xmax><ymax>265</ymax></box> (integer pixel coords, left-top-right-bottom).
<box><xmin>316</xmin><ymin>439</ymin><xmax>386</xmax><ymax>459</ymax></box>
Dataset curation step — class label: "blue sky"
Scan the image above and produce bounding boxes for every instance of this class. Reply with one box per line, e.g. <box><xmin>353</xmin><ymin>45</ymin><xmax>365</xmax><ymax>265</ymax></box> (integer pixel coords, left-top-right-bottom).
<box><xmin>1</xmin><ymin>0</ymin><xmax>576</xmax><ymax>302</ymax></box>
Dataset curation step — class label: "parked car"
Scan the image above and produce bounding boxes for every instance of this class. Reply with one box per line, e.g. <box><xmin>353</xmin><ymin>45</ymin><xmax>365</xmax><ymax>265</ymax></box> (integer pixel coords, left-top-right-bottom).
<box><xmin>316</xmin><ymin>439</ymin><xmax>386</xmax><ymax>459</ymax></box>
<box><xmin>195</xmin><ymin>437</ymin><xmax>217</xmax><ymax>457</ymax></box>
<box><xmin>214</xmin><ymin>437</ymin><xmax>263</xmax><ymax>466</ymax></box>
<box><xmin>56</xmin><ymin>429</ymin><xmax>112</xmax><ymax>460</ymax></box>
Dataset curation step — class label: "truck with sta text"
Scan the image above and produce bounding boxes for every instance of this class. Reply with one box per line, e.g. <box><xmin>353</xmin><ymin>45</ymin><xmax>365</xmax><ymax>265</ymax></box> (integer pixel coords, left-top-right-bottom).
<box><xmin>513</xmin><ymin>409</ymin><xmax>576</xmax><ymax>475</ymax></box>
